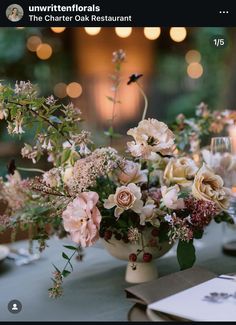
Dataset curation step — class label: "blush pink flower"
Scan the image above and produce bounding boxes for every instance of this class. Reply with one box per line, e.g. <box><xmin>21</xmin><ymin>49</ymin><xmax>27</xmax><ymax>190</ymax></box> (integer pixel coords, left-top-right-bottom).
<box><xmin>127</xmin><ymin>118</ymin><xmax>175</xmax><ymax>159</ymax></box>
<box><xmin>62</xmin><ymin>192</ymin><xmax>101</xmax><ymax>248</ymax></box>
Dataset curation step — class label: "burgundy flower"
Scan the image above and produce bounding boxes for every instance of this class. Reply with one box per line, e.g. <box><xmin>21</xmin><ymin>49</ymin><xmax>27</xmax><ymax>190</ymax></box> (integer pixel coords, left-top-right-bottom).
<box><xmin>184</xmin><ymin>197</ymin><xmax>218</xmax><ymax>229</ymax></box>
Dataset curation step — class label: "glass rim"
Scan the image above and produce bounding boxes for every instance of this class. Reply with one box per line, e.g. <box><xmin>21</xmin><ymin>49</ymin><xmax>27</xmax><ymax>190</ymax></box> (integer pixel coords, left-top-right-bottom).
<box><xmin>211</xmin><ymin>136</ymin><xmax>236</xmax><ymax>140</ymax></box>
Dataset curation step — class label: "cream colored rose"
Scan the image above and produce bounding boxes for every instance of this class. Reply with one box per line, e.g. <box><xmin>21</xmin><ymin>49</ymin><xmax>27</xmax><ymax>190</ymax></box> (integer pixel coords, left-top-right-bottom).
<box><xmin>127</xmin><ymin>118</ymin><xmax>175</xmax><ymax>159</ymax></box>
<box><xmin>161</xmin><ymin>185</ymin><xmax>185</xmax><ymax>210</ymax></box>
<box><xmin>192</xmin><ymin>164</ymin><xmax>230</xmax><ymax>210</ymax></box>
<box><xmin>164</xmin><ymin>157</ymin><xmax>198</xmax><ymax>187</ymax></box>
<box><xmin>104</xmin><ymin>183</ymin><xmax>143</xmax><ymax>219</ymax></box>
<box><xmin>118</xmin><ymin>160</ymin><xmax>147</xmax><ymax>184</ymax></box>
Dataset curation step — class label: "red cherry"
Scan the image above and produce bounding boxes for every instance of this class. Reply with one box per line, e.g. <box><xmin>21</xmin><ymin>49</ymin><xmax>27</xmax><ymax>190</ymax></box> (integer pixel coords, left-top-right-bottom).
<box><xmin>129</xmin><ymin>253</ymin><xmax>137</xmax><ymax>262</ymax></box>
<box><xmin>143</xmin><ymin>252</ymin><xmax>152</xmax><ymax>262</ymax></box>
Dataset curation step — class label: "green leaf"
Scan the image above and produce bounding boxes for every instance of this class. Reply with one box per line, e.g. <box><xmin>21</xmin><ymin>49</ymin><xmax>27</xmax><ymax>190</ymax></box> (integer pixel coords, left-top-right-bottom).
<box><xmin>178</xmin><ymin>191</ymin><xmax>189</xmax><ymax>199</ymax></box>
<box><xmin>61</xmin><ymin>148</ymin><xmax>71</xmax><ymax>164</ymax></box>
<box><xmin>116</xmin><ymin>219</ymin><xmax>128</xmax><ymax>229</ymax></box>
<box><xmin>62</xmin><ymin>270</ymin><xmax>71</xmax><ymax>278</ymax></box>
<box><xmin>52</xmin><ymin>264</ymin><xmax>61</xmax><ymax>273</ymax></box>
<box><xmin>62</xmin><ymin>252</ymin><xmax>69</xmax><ymax>260</ymax></box>
<box><xmin>158</xmin><ymin>222</ymin><xmax>169</xmax><ymax>243</ymax></box>
<box><xmin>177</xmin><ymin>240</ymin><xmax>196</xmax><ymax>270</ymax></box>
<box><xmin>193</xmin><ymin>229</ymin><xmax>204</xmax><ymax>239</ymax></box>
<box><xmin>214</xmin><ymin>211</ymin><xmax>234</xmax><ymax>224</ymax></box>
<box><xmin>63</xmin><ymin>245</ymin><xmax>77</xmax><ymax>251</ymax></box>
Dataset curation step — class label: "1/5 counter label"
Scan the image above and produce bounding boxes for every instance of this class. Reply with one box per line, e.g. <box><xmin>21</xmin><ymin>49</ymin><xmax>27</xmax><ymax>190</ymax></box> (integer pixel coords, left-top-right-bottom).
<box><xmin>210</xmin><ymin>35</ymin><xmax>228</xmax><ymax>48</ymax></box>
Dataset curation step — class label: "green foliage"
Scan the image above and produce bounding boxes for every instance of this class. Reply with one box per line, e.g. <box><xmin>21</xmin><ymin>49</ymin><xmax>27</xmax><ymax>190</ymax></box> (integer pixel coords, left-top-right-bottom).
<box><xmin>214</xmin><ymin>211</ymin><xmax>234</xmax><ymax>224</ymax></box>
<box><xmin>193</xmin><ymin>229</ymin><xmax>204</xmax><ymax>239</ymax></box>
<box><xmin>63</xmin><ymin>245</ymin><xmax>77</xmax><ymax>250</ymax></box>
<box><xmin>177</xmin><ymin>240</ymin><xmax>196</xmax><ymax>270</ymax></box>
<box><xmin>0</xmin><ymin>82</ymin><xmax>84</xmax><ymax>167</ymax></box>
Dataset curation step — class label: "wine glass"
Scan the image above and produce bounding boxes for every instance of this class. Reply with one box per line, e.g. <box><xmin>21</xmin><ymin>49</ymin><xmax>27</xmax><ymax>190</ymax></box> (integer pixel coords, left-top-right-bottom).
<box><xmin>210</xmin><ymin>137</ymin><xmax>236</xmax><ymax>256</ymax></box>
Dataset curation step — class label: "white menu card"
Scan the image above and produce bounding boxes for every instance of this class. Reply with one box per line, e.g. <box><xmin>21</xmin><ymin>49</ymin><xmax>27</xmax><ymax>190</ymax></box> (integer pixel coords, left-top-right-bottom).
<box><xmin>148</xmin><ymin>276</ymin><xmax>236</xmax><ymax>321</ymax></box>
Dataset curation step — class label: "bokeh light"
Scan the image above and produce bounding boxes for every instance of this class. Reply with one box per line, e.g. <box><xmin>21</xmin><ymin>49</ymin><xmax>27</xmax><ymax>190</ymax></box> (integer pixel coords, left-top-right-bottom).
<box><xmin>27</xmin><ymin>36</ymin><xmax>42</xmax><ymax>52</ymax></box>
<box><xmin>170</xmin><ymin>27</ymin><xmax>187</xmax><ymax>42</ymax></box>
<box><xmin>54</xmin><ymin>82</ymin><xmax>67</xmax><ymax>98</ymax></box>
<box><xmin>84</xmin><ymin>27</ymin><xmax>101</xmax><ymax>35</ymax></box>
<box><xmin>185</xmin><ymin>50</ymin><xmax>201</xmax><ymax>64</ymax></box>
<box><xmin>115</xmin><ymin>27</ymin><xmax>132</xmax><ymax>38</ymax></box>
<box><xmin>36</xmin><ymin>43</ymin><xmax>53</xmax><ymax>60</ymax></box>
<box><xmin>66</xmin><ymin>82</ymin><xmax>83</xmax><ymax>98</ymax></box>
<box><xmin>50</xmin><ymin>27</ymin><xmax>66</xmax><ymax>33</ymax></box>
<box><xmin>187</xmin><ymin>62</ymin><xmax>203</xmax><ymax>79</ymax></box>
<box><xmin>144</xmin><ymin>27</ymin><xmax>161</xmax><ymax>40</ymax></box>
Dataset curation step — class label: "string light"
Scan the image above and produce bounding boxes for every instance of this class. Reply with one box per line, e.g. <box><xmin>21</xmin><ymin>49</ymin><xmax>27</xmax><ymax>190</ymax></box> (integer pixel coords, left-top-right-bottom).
<box><xmin>144</xmin><ymin>27</ymin><xmax>161</xmax><ymax>40</ymax></box>
<box><xmin>115</xmin><ymin>27</ymin><xmax>132</xmax><ymax>38</ymax></box>
<box><xmin>185</xmin><ymin>50</ymin><xmax>201</xmax><ymax>64</ymax></box>
<box><xmin>66</xmin><ymin>82</ymin><xmax>83</xmax><ymax>98</ymax></box>
<box><xmin>50</xmin><ymin>27</ymin><xmax>66</xmax><ymax>33</ymax></box>
<box><xmin>54</xmin><ymin>83</ymin><xmax>67</xmax><ymax>98</ymax></box>
<box><xmin>27</xmin><ymin>36</ymin><xmax>42</xmax><ymax>52</ymax></box>
<box><xmin>84</xmin><ymin>27</ymin><xmax>101</xmax><ymax>35</ymax></box>
<box><xmin>36</xmin><ymin>43</ymin><xmax>53</xmax><ymax>60</ymax></box>
<box><xmin>170</xmin><ymin>27</ymin><xmax>187</xmax><ymax>42</ymax></box>
<box><xmin>187</xmin><ymin>62</ymin><xmax>203</xmax><ymax>79</ymax></box>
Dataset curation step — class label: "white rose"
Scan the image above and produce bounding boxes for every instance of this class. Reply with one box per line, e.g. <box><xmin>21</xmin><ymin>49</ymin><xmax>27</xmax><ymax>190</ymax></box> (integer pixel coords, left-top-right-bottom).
<box><xmin>161</xmin><ymin>185</ymin><xmax>185</xmax><ymax>210</ymax></box>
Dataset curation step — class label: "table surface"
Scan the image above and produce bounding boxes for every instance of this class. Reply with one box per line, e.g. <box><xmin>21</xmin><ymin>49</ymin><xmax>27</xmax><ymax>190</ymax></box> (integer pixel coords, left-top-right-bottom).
<box><xmin>0</xmin><ymin>222</ymin><xmax>236</xmax><ymax>321</ymax></box>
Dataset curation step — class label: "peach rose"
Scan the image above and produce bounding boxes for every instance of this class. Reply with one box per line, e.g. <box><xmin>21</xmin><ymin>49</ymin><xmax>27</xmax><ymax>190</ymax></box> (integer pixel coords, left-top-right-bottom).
<box><xmin>104</xmin><ymin>183</ymin><xmax>143</xmax><ymax>219</ymax></box>
<box><xmin>164</xmin><ymin>157</ymin><xmax>198</xmax><ymax>187</ymax></box>
<box><xmin>62</xmin><ymin>192</ymin><xmax>101</xmax><ymax>247</ymax></box>
<box><xmin>118</xmin><ymin>160</ymin><xmax>147</xmax><ymax>184</ymax></box>
<box><xmin>127</xmin><ymin>118</ymin><xmax>175</xmax><ymax>159</ymax></box>
<box><xmin>192</xmin><ymin>164</ymin><xmax>230</xmax><ymax>210</ymax></box>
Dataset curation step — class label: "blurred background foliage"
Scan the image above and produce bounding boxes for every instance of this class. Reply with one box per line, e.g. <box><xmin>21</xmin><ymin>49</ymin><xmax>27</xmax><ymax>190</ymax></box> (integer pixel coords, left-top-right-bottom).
<box><xmin>0</xmin><ymin>26</ymin><xmax>235</xmax><ymax>176</ymax></box>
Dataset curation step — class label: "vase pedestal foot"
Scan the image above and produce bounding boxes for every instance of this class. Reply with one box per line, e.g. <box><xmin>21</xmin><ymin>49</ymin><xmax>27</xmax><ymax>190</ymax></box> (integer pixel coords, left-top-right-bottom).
<box><xmin>125</xmin><ymin>261</ymin><xmax>158</xmax><ymax>283</ymax></box>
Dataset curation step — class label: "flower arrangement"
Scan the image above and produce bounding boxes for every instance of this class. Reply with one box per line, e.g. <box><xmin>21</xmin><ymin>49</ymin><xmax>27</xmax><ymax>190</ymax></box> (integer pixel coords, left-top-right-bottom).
<box><xmin>0</xmin><ymin>50</ymin><xmax>234</xmax><ymax>298</ymax></box>
<box><xmin>172</xmin><ymin>102</ymin><xmax>236</xmax><ymax>156</ymax></box>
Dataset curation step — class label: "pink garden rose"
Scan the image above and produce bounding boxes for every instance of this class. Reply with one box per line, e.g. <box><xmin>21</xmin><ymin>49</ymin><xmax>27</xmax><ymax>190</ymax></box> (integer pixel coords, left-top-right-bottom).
<box><xmin>62</xmin><ymin>192</ymin><xmax>101</xmax><ymax>248</ymax></box>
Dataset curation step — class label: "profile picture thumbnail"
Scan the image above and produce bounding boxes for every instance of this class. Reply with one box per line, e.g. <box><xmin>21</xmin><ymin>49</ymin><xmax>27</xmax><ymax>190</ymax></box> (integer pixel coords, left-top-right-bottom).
<box><xmin>6</xmin><ymin>4</ymin><xmax>24</xmax><ymax>22</ymax></box>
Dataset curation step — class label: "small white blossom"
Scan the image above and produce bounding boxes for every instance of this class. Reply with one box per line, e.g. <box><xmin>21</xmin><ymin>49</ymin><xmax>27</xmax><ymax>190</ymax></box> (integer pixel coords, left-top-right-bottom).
<box><xmin>164</xmin><ymin>214</ymin><xmax>173</xmax><ymax>223</ymax></box>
